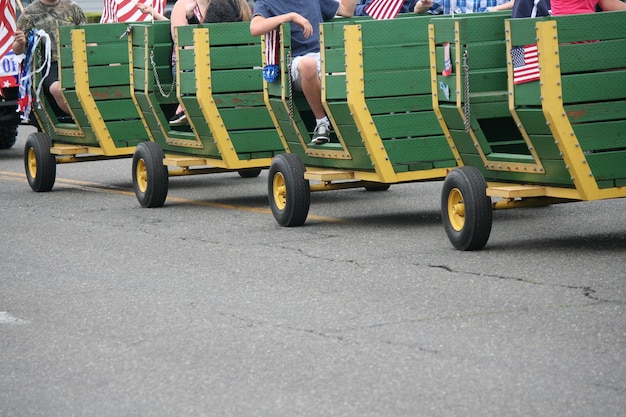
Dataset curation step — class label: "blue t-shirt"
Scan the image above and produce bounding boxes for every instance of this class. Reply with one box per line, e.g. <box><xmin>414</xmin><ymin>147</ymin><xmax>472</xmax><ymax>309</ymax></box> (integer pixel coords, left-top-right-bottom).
<box><xmin>253</xmin><ymin>0</ymin><xmax>340</xmax><ymax>57</ymax></box>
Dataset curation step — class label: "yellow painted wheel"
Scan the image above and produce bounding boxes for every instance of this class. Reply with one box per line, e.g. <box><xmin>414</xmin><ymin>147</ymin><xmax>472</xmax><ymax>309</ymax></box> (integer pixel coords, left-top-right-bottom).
<box><xmin>132</xmin><ymin>142</ymin><xmax>168</xmax><ymax>208</ymax></box>
<box><xmin>447</xmin><ymin>187</ymin><xmax>465</xmax><ymax>232</ymax></box>
<box><xmin>27</xmin><ymin>147</ymin><xmax>37</xmax><ymax>180</ymax></box>
<box><xmin>272</xmin><ymin>171</ymin><xmax>287</xmax><ymax>211</ymax></box>
<box><xmin>441</xmin><ymin>167</ymin><xmax>492</xmax><ymax>251</ymax></box>
<box><xmin>23</xmin><ymin>132</ymin><xmax>55</xmax><ymax>192</ymax></box>
<box><xmin>267</xmin><ymin>154</ymin><xmax>310</xmax><ymax>227</ymax></box>
<box><xmin>136</xmin><ymin>158</ymin><xmax>148</xmax><ymax>194</ymax></box>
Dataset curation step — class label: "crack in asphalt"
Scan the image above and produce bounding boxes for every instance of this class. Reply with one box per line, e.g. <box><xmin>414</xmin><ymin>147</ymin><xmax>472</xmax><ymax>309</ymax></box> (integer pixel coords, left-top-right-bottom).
<box><xmin>214</xmin><ymin>310</ymin><xmax>441</xmax><ymax>353</ymax></box>
<box><xmin>428</xmin><ymin>263</ymin><xmax>616</xmax><ymax>304</ymax></box>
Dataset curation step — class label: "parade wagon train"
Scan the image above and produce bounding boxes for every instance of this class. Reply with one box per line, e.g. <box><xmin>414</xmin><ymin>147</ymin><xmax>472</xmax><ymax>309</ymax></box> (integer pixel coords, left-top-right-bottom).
<box><xmin>264</xmin><ymin>15</ymin><xmax>458</xmax><ymax>227</ymax></box>
<box><xmin>18</xmin><ymin>10</ymin><xmax>625</xmax><ymax>250</ymax></box>
<box><xmin>430</xmin><ymin>10</ymin><xmax>626</xmax><ymax>250</ymax></box>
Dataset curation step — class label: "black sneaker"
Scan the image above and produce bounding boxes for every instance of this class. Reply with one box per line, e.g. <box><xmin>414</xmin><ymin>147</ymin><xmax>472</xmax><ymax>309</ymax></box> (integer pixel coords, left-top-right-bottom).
<box><xmin>169</xmin><ymin>111</ymin><xmax>188</xmax><ymax>125</ymax></box>
<box><xmin>311</xmin><ymin>123</ymin><xmax>331</xmax><ymax>145</ymax></box>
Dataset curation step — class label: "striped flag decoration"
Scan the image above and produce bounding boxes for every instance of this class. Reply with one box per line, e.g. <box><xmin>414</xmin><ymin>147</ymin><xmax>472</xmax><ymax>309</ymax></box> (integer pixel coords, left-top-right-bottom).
<box><xmin>262</xmin><ymin>29</ymin><xmax>279</xmax><ymax>82</ymax></box>
<box><xmin>101</xmin><ymin>0</ymin><xmax>166</xmax><ymax>23</ymax></box>
<box><xmin>0</xmin><ymin>0</ymin><xmax>19</xmax><ymax>97</ymax></box>
<box><xmin>511</xmin><ymin>43</ymin><xmax>540</xmax><ymax>85</ymax></box>
<box><xmin>1</xmin><ymin>0</ymin><xmax>17</xmax><ymax>59</ymax></box>
<box><xmin>365</xmin><ymin>0</ymin><xmax>405</xmax><ymax>20</ymax></box>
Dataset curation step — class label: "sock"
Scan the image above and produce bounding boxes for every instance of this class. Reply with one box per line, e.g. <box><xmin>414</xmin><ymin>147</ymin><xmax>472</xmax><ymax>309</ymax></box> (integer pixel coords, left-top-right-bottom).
<box><xmin>316</xmin><ymin>117</ymin><xmax>330</xmax><ymax>127</ymax></box>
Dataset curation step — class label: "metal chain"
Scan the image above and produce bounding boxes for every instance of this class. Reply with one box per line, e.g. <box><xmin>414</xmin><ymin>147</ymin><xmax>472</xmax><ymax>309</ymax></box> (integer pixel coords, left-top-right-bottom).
<box><xmin>462</xmin><ymin>49</ymin><xmax>471</xmax><ymax>133</ymax></box>
<box><xmin>150</xmin><ymin>50</ymin><xmax>176</xmax><ymax>98</ymax></box>
<box><xmin>287</xmin><ymin>52</ymin><xmax>293</xmax><ymax>119</ymax></box>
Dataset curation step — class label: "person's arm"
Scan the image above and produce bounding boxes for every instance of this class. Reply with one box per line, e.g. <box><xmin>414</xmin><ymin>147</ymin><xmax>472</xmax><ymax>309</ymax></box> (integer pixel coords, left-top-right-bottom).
<box><xmin>250</xmin><ymin>13</ymin><xmax>313</xmax><ymax>38</ymax></box>
<box><xmin>337</xmin><ymin>0</ymin><xmax>358</xmax><ymax>16</ymax></box>
<box><xmin>12</xmin><ymin>29</ymin><xmax>26</xmax><ymax>55</ymax></box>
<box><xmin>414</xmin><ymin>0</ymin><xmax>434</xmax><ymax>13</ymax></box>
<box><xmin>71</xmin><ymin>4</ymin><xmax>88</xmax><ymax>25</ymax></box>
<box><xmin>598</xmin><ymin>0</ymin><xmax>626</xmax><ymax>10</ymax></box>
<box><xmin>12</xmin><ymin>13</ymin><xmax>32</xmax><ymax>55</ymax></box>
<box><xmin>170</xmin><ymin>0</ymin><xmax>196</xmax><ymax>39</ymax></box>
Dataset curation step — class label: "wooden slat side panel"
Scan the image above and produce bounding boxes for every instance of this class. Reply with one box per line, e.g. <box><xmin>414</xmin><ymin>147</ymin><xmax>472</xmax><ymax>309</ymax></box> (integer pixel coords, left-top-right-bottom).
<box><xmin>548</xmin><ymin>11</ymin><xmax>626</xmax><ymax>43</ymax></box>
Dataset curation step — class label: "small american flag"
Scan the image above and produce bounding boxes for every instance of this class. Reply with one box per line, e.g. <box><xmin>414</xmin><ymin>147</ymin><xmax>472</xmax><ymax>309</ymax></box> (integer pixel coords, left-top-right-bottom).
<box><xmin>365</xmin><ymin>0</ymin><xmax>405</xmax><ymax>20</ymax></box>
<box><xmin>1</xmin><ymin>0</ymin><xmax>16</xmax><ymax>59</ymax></box>
<box><xmin>101</xmin><ymin>0</ymin><xmax>166</xmax><ymax>23</ymax></box>
<box><xmin>511</xmin><ymin>43</ymin><xmax>540</xmax><ymax>85</ymax></box>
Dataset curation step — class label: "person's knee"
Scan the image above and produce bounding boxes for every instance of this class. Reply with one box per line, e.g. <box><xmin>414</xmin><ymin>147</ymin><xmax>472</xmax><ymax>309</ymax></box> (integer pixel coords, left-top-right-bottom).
<box><xmin>48</xmin><ymin>81</ymin><xmax>61</xmax><ymax>98</ymax></box>
<box><xmin>297</xmin><ymin>57</ymin><xmax>319</xmax><ymax>81</ymax></box>
<box><xmin>48</xmin><ymin>80</ymin><xmax>69</xmax><ymax>114</ymax></box>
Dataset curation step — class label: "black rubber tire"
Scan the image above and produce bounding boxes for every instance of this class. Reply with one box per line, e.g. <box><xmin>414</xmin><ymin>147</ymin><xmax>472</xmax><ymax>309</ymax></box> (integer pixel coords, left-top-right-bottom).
<box><xmin>238</xmin><ymin>168</ymin><xmax>262</xmax><ymax>178</ymax></box>
<box><xmin>364</xmin><ymin>184</ymin><xmax>391</xmax><ymax>192</ymax></box>
<box><xmin>132</xmin><ymin>142</ymin><xmax>169</xmax><ymax>208</ymax></box>
<box><xmin>24</xmin><ymin>132</ymin><xmax>56</xmax><ymax>192</ymax></box>
<box><xmin>0</xmin><ymin>125</ymin><xmax>18</xmax><ymax>149</ymax></box>
<box><xmin>268</xmin><ymin>153</ymin><xmax>310</xmax><ymax>227</ymax></box>
<box><xmin>441</xmin><ymin>166</ymin><xmax>493</xmax><ymax>251</ymax></box>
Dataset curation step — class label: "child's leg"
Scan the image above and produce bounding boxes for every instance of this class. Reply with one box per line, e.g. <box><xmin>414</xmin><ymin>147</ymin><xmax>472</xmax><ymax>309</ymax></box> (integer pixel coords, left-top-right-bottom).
<box><xmin>43</xmin><ymin>61</ymin><xmax>70</xmax><ymax>115</ymax></box>
<box><xmin>296</xmin><ymin>56</ymin><xmax>325</xmax><ymax>119</ymax></box>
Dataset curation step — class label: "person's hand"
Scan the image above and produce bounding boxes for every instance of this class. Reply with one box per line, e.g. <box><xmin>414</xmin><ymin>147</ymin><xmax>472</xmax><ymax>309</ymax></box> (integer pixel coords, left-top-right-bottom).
<box><xmin>291</xmin><ymin>13</ymin><xmax>313</xmax><ymax>38</ymax></box>
<box><xmin>136</xmin><ymin>2</ymin><xmax>153</xmax><ymax>15</ymax></box>
<box><xmin>13</xmin><ymin>29</ymin><xmax>26</xmax><ymax>47</ymax></box>
<box><xmin>414</xmin><ymin>0</ymin><xmax>433</xmax><ymax>13</ymax></box>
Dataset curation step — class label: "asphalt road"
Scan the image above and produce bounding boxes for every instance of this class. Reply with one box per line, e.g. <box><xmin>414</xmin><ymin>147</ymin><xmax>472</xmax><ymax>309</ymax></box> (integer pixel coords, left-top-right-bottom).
<box><xmin>1</xmin><ymin>125</ymin><xmax>625</xmax><ymax>416</ymax></box>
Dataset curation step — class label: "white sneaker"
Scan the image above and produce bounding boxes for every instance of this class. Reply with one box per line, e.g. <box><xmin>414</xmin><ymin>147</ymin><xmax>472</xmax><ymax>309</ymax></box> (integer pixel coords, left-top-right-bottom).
<box><xmin>311</xmin><ymin>123</ymin><xmax>331</xmax><ymax>145</ymax></box>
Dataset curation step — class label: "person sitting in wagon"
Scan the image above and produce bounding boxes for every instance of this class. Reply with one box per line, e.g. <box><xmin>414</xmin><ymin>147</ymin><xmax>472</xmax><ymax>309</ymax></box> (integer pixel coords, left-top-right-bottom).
<box><xmin>250</xmin><ymin>0</ymin><xmax>358</xmax><ymax>145</ymax></box>
<box><xmin>12</xmin><ymin>0</ymin><xmax>87</xmax><ymax>116</ymax></box>
<box><xmin>137</xmin><ymin>0</ymin><xmax>252</xmax><ymax>126</ymax></box>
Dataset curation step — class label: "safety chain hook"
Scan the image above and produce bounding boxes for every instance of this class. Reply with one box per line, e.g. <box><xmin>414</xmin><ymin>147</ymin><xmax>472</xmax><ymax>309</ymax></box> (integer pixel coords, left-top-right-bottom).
<box><xmin>150</xmin><ymin>50</ymin><xmax>176</xmax><ymax>98</ymax></box>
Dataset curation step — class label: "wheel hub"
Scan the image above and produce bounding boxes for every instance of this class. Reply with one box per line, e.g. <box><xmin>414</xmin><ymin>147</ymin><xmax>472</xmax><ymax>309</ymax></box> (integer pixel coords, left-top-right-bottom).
<box><xmin>136</xmin><ymin>159</ymin><xmax>148</xmax><ymax>193</ymax></box>
<box><xmin>272</xmin><ymin>172</ymin><xmax>287</xmax><ymax>210</ymax></box>
<box><xmin>448</xmin><ymin>187</ymin><xmax>465</xmax><ymax>232</ymax></box>
<box><xmin>27</xmin><ymin>148</ymin><xmax>37</xmax><ymax>178</ymax></box>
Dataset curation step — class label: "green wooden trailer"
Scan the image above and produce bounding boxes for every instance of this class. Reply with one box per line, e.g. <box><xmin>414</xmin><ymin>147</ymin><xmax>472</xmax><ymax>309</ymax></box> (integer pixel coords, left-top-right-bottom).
<box><xmin>264</xmin><ymin>15</ymin><xmax>458</xmax><ymax>226</ymax></box>
<box><xmin>24</xmin><ymin>23</ymin><xmax>150</xmax><ymax>192</ymax></box>
<box><xmin>128</xmin><ymin>21</ymin><xmax>285</xmax><ymax>207</ymax></box>
<box><xmin>430</xmin><ymin>11</ymin><xmax>626</xmax><ymax>250</ymax></box>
